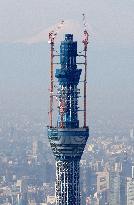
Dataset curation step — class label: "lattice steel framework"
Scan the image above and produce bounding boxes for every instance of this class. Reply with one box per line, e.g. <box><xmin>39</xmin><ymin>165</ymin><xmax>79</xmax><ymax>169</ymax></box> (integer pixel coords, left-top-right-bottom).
<box><xmin>56</xmin><ymin>161</ymin><xmax>80</xmax><ymax>205</ymax></box>
<box><xmin>48</xmin><ymin>34</ymin><xmax>89</xmax><ymax>205</ymax></box>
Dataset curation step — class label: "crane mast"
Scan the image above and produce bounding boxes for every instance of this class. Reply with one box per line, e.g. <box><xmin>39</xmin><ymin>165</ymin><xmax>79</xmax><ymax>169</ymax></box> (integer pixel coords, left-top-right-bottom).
<box><xmin>48</xmin><ymin>20</ymin><xmax>64</xmax><ymax>127</ymax></box>
<box><xmin>82</xmin><ymin>14</ymin><xmax>89</xmax><ymax>127</ymax></box>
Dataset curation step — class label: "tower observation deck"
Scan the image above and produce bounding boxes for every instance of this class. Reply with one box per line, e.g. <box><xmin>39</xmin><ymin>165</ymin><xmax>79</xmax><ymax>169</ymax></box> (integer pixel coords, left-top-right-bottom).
<box><xmin>48</xmin><ymin>34</ymin><xmax>89</xmax><ymax>205</ymax></box>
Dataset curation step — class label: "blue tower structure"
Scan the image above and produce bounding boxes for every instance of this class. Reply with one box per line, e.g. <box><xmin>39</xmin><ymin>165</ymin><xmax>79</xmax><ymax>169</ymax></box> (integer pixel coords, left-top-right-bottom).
<box><xmin>48</xmin><ymin>34</ymin><xmax>89</xmax><ymax>205</ymax></box>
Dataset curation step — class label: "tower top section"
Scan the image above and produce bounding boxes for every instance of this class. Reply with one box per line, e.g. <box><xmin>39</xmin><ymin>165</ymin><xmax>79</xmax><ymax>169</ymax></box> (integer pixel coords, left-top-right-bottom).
<box><xmin>65</xmin><ymin>34</ymin><xmax>73</xmax><ymax>41</ymax></box>
<box><xmin>55</xmin><ymin>34</ymin><xmax>81</xmax><ymax>88</ymax></box>
<box><xmin>48</xmin><ymin>15</ymin><xmax>89</xmax><ymax>128</ymax></box>
<box><xmin>55</xmin><ymin>34</ymin><xmax>81</xmax><ymax>128</ymax></box>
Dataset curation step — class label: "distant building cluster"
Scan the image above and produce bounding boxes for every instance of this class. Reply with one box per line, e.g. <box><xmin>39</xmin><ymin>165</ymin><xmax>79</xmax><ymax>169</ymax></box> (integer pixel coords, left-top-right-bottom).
<box><xmin>80</xmin><ymin>132</ymin><xmax>134</xmax><ymax>205</ymax></box>
<box><xmin>0</xmin><ymin>116</ymin><xmax>134</xmax><ymax>204</ymax></box>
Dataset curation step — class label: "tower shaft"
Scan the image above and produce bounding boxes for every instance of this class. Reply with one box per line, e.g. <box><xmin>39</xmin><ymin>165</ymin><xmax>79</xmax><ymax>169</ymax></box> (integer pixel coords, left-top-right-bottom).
<box><xmin>56</xmin><ymin>160</ymin><xmax>80</xmax><ymax>205</ymax></box>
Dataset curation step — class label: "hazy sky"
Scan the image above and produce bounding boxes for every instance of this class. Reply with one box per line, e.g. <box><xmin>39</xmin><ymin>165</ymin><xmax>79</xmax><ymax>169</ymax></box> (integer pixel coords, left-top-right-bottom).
<box><xmin>0</xmin><ymin>0</ymin><xmax>134</xmax><ymax>46</ymax></box>
<box><xmin>0</xmin><ymin>0</ymin><xmax>134</xmax><ymax>134</ymax></box>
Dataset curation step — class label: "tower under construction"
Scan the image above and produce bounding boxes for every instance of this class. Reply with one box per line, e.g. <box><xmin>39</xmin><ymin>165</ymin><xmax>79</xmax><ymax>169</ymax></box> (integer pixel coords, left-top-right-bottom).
<box><xmin>48</xmin><ymin>19</ymin><xmax>89</xmax><ymax>205</ymax></box>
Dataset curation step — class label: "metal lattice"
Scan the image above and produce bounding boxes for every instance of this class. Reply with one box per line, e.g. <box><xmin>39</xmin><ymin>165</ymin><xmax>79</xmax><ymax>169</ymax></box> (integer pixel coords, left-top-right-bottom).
<box><xmin>56</xmin><ymin>160</ymin><xmax>80</xmax><ymax>205</ymax></box>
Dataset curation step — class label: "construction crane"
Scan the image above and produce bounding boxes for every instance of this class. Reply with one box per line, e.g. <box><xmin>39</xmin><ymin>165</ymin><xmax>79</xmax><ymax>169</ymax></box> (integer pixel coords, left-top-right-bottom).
<box><xmin>82</xmin><ymin>14</ymin><xmax>89</xmax><ymax>128</ymax></box>
<box><xmin>48</xmin><ymin>20</ymin><xmax>64</xmax><ymax>127</ymax></box>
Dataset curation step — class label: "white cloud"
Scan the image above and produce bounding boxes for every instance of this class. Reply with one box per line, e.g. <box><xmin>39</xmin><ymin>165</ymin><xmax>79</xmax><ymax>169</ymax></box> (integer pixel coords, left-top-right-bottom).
<box><xmin>14</xmin><ymin>20</ymin><xmax>83</xmax><ymax>44</ymax></box>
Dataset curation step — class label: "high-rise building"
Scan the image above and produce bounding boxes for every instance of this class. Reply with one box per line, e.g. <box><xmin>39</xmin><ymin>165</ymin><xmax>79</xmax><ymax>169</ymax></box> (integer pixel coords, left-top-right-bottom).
<box><xmin>32</xmin><ymin>140</ymin><xmax>38</xmax><ymax>157</ymax></box>
<box><xmin>120</xmin><ymin>175</ymin><xmax>126</xmax><ymax>205</ymax></box>
<box><xmin>132</xmin><ymin>165</ymin><xmax>134</xmax><ymax>179</ymax></box>
<box><xmin>109</xmin><ymin>171</ymin><xmax>120</xmax><ymax>205</ymax></box>
<box><xmin>120</xmin><ymin>157</ymin><xmax>133</xmax><ymax>205</ymax></box>
<box><xmin>126</xmin><ymin>177</ymin><xmax>134</xmax><ymax>205</ymax></box>
<box><xmin>130</xmin><ymin>128</ymin><xmax>134</xmax><ymax>140</ymax></box>
<box><xmin>48</xmin><ymin>34</ymin><xmax>89</xmax><ymax>205</ymax></box>
<box><xmin>96</xmin><ymin>172</ymin><xmax>109</xmax><ymax>205</ymax></box>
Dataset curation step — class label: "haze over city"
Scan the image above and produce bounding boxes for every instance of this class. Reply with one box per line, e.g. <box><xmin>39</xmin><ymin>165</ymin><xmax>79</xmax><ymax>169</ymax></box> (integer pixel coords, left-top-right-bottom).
<box><xmin>0</xmin><ymin>0</ymin><xmax>134</xmax><ymax>135</ymax></box>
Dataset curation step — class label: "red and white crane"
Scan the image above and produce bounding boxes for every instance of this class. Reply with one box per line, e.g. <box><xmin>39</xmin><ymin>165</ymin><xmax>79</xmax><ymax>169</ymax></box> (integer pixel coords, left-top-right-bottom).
<box><xmin>82</xmin><ymin>14</ymin><xmax>89</xmax><ymax>128</ymax></box>
<box><xmin>48</xmin><ymin>20</ymin><xmax>64</xmax><ymax>127</ymax></box>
